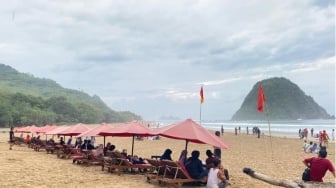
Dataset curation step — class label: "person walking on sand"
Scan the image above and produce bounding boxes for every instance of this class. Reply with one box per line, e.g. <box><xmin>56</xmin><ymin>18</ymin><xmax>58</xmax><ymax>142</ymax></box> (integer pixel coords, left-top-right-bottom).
<box><xmin>332</xmin><ymin>129</ymin><xmax>335</xmax><ymax>141</ymax></box>
<box><xmin>9</xmin><ymin>127</ymin><xmax>14</xmax><ymax>150</ymax></box>
<box><xmin>302</xmin><ymin>149</ymin><xmax>335</xmax><ymax>182</ymax></box>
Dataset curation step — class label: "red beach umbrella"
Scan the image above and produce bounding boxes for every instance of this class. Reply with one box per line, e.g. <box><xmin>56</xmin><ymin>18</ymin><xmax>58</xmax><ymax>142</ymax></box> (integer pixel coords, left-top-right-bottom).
<box><xmin>156</xmin><ymin>118</ymin><xmax>229</xmax><ymax>150</ymax></box>
<box><xmin>58</xmin><ymin>123</ymin><xmax>90</xmax><ymax>136</ymax></box>
<box><xmin>99</xmin><ymin>121</ymin><xmax>155</xmax><ymax>156</ymax></box>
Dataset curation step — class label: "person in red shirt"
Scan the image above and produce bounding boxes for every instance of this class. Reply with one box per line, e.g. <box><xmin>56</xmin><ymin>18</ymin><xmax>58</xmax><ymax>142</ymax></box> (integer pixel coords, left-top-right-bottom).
<box><xmin>303</xmin><ymin>149</ymin><xmax>335</xmax><ymax>182</ymax></box>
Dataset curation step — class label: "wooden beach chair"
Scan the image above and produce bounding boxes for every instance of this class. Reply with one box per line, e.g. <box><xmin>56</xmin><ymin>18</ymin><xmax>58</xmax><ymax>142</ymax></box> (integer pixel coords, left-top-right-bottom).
<box><xmin>144</xmin><ymin>158</ymin><xmax>165</xmax><ymax>182</ymax></box>
<box><xmin>103</xmin><ymin>152</ymin><xmax>154</xmax><ymax>176</ymax></box>
<box><xmin>159</xmin><ymin>160</ymin><xmax>206</xmax><ymax>188</ymax></box>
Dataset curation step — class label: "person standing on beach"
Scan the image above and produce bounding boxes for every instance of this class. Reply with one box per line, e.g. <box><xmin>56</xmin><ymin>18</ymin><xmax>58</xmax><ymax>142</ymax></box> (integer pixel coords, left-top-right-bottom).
<box><xmin>246</xmin><ymin>126</ymin><xmax>249</xmax><ymax>135</ymax></box>
<box><xmin>331</xmin><ymin>129</ymin><xmax>335</xmax><ymax>141</ymax></box>
<box><xmin>214</xmin><ymin>131</ymin><xmax>221</xmax><ymax>159</ymax></box>
<box><xmin>311</xmin><ymin>128</ymin><xmax>314</xmax><ymax>137</ymax></box>
<box><xmin>221</xmin><ymin>126</ymin><xmax>224</xmax><ymax>136</ymax></box>
<box><xmin>9</xmin><ymin>127</ymin><xmax>14</xmax><ymax>150</ymax></box>
<box><xmin>302</xmin><ymin>149</ymin><xmax>335</xmax><ymax>182</ymax></box>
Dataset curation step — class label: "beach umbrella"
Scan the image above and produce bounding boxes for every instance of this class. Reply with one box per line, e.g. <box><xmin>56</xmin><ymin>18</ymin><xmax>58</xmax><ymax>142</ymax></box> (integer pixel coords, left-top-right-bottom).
<box><xmin>44</xmin><ymin>126</ymin><xmax>70</xmax><ymax>135</ymax></box>
<box><xmin>99</xmin><ymin>121</ymin><xmax>155</xmax><ymax>156</ymax></box>
<box><xmin>36</xmin><ymin>125</ymin><xmax>58</xmax><ymax>134</ymax></box>
<box><xmin>17</xmin><ymin>125</ymin><xmax>39</xmax><ymax>134</ymax></box>
<box><xmin>155</xmin><ymin>118</ymin><xmax>229</xmax><ymax>151</ymax></box>
<box><xmin>58</xmin><ymin>123</ymin><xmax>90</xmax><ymax>136</ymax></box>
<box><xmin>76</xmin><ymin>123</ymin><xmax>115</xmax><ymax>147</ymax></box>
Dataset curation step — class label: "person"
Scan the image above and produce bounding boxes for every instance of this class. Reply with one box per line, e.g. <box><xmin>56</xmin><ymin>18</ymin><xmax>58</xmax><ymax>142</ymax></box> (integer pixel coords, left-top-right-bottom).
<box><xmin>75</xmin><ymin>137</ymin><xmax>82</xmax><ymax>148</ymax></box>
<box><xmin>221</xmin><ymin>125</ymin><xmax>224</xmax><ymax>136</ymax></box>
<box><xmin>246</xmin><ymin>126</ymin><xmax>249</xmax><ymax>135</ymax></box>
<box><xmin>214</xmin><ymin>131</ymin><xmax>221</xmax><ymax>159</ymax></box>
<box><xmin>206</xmin><ymin>158</ymin><xmax>228</xmax><ymax>188</ymax></box>
<box><xmin>302</xmin><ymin>140</ymin><xmax>310</xmax><ymax>152</ymax></box>
<box><xmin>67</xmin><ymin>136</ymin><xmax>72</xmax><ymax>145</ymax></box>
<box><xmin>304</xmin><ymin>141</ymin><xmax>313</xmax><ymax>153</ymax></box>
<box><xmin>311</xmin><ymin>128</ymin><xmax>314</xmax><ymax>137</ymax></box>
<box><xmin>205</xmin><ymin>150</ymin><xmax>215</xmax><ymax>171</ymax></box>
<box><xmin>87</xmin><ymin>140</ymin><xmax>95</xmax><ymax>150</ymax></box>
<box><xmin>332</xmin><ymin>129</ymin><xmax>335</xmax><ymax>141</ymax></box>
<box><xmin>9</xmin><ymin>127</ymin><xmax>15</xmax><ymax>150</ymax></box>
<box><xmin>178</xmin><ymin>150</ymin><xmax>187</xmax><ymax>166</ymax></box>
<box><xmin>94</xmin><ymin>144</ymin><xmax>104</xmax><ymax>158</ymax></box>
<box><xmin>25</xmin><ymin>134</ymin><xmax>31</xmax><ymax>144</ymax></box>
<box><xmin>302</xmin><ymin>148</ymin><xmax>335</xmax><ymax>182</ymax></box>
<box><xmin>160</xmin><ymin>149</ymin><xmax>172</xmax><ymax>160</ymax></box>
<box><xmin>185</xmin><ymin>150</ymin><xmax>207</xmax><ymax>180</ymax></box>
<box><xmin>321</xmin><ymin>130</ymin><xmax>329</xmax><ymax>147</ymax></box>
<box><xmin>59</xmin><ymin>137</ymin><xmax>65</xmax><ymax>145</ymax></box>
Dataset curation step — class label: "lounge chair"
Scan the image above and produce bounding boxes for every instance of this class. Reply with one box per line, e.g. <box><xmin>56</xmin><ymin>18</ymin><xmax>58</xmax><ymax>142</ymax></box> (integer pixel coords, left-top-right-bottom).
<box><xmin>103</xmin><ymin>153</ymin><xmax>154</xmax><ymax>176</ymax></box>
<box><xmin>158</xmin><ymin>160</ymin><xmax>206</xmax><ymax>188</ymax></box>
<box><xmin>144</xmin><ymin>158</ymin><xmax>165</xmax><ymax>182</ymax></box>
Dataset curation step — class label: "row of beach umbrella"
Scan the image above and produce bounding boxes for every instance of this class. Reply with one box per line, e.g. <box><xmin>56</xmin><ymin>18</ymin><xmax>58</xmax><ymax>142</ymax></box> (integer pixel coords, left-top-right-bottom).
<box><xmin>14</xmin><ymin>119</ymin><xmax>229</xmax><ymax>156</ymax></box>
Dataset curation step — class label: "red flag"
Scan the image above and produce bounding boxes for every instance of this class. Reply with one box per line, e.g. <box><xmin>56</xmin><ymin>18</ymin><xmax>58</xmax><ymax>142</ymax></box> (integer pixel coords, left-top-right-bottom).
<box><xmin>257</xmin><ymin>84</ymin><xmax>265</xmax><ymax>112</ymax></box>
<box><xmin>200</xmin><ymin>86</ymin><xmax>204</xmax><ymax>104</ymax></box>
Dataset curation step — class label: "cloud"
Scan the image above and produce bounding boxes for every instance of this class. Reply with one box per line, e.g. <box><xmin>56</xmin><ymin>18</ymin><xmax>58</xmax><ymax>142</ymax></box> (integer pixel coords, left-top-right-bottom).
<box><xmin>0</xmin><ymin>0</ymin><xmax>334</xmax><ymax>120</ymax></box>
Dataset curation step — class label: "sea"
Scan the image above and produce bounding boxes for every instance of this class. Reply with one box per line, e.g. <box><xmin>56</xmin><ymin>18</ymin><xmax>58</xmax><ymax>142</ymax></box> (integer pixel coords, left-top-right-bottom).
<box><xmin>155</xmin><ymin>119</ymin><xmax>335</xmax><ymax>137</ymax></box>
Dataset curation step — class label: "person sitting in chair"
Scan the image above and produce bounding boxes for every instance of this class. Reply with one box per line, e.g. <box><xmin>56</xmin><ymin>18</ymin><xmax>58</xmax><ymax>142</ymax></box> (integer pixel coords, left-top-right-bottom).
<box><xmin>185</xmin><ymin>150</ymin><xmax>207</xmax><ymax>180</ymax></box>
<box><xmin>160</xmin><ymin>149</ymin><xmax>173</xmax><ymax>160</ymax></box>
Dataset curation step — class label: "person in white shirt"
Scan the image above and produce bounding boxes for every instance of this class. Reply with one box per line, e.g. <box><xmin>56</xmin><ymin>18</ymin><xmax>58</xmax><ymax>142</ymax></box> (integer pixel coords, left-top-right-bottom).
<box><xmin>206</xmin><ymin>158</ymin><xmax>228</xmax><ymax>188</ymax></box>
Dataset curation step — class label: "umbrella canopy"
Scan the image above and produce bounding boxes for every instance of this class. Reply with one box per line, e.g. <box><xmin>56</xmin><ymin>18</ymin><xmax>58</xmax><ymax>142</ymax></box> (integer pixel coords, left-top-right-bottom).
<box><xmin>35</xmin><ymin>125</ymin><xmax>58</xmax><ymax>134</ymax></box>
<box><xmin>99</xmin><ymin>121</ymin><xmax>154</xmax><ymax>137</ymax></box>
<box><xmin>99</xmin><ymin>121</ymin><xmax>155</xmax><ymax>156</ymax></box>
<box><xmin>44</xmin><ymin>126</ymin><xmax>70</xmax><ymax>135</ymax></box>
<box><xmin>16</xmin><ymin>125</ymin><xmax>39</xmax><ymax>134</ymax></box>
<box><xmin>58</xmin><ymin>123</ymin><xmax>90</xmax><ymax>136</ymax></box>
<box><xmin>76</xmin><ymin>123</ymin><xmax>113</xmax><ymax>138</ymax></box>
<box><xmin>156</xmin><ymin>118</ymin><xmax>229</xmax><ymax>149</ymax></box>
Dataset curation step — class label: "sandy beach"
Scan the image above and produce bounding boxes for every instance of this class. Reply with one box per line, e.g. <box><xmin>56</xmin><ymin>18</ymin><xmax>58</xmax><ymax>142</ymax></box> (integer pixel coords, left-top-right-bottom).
<box><xmin>0</xmin><ymin>128</ymin><xmax>335</xmax><ymax>188</ymax></box>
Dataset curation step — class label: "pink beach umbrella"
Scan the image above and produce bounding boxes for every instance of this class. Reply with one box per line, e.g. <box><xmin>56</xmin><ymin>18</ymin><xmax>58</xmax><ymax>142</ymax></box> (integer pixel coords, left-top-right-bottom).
<box><xmin>99</xmin><ymin>121</ymin><xmax>155</xmax><ymax>156</ymax></box>
<box><xmin>155</xmin><ymin>118</ymin><xmax>229</xmax><ymax>150</ymax></box>
<box><xmin>35</xmin><ymin>125</ymin><xmax>58</xmax><ymax>135</ymax></box>
<box><xmin>76</xmin><ymin>123</ymin><xmax>115</xmax><ymax>147</ymax></box>
<box><xmin>58</xmin><ymin>123</ymin><xmax>90</xmax><ymax>136</ymax></box>
<box><xmin>44</xmin><ymin>126</ymin><xmax>70</xmax><ymax>135</ymax></box>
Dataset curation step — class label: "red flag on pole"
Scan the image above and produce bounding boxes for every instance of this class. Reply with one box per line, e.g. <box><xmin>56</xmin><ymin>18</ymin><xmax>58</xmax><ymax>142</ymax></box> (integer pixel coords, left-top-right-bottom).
<box><xmin>200</xmin><ymin>86</ymin><xmax>204</xmax><ymax>104</ymax></box>
<box><xmin>257</xmin><ymin>84</ymin><xmax>265</xmax><ymax>112</ymax></box>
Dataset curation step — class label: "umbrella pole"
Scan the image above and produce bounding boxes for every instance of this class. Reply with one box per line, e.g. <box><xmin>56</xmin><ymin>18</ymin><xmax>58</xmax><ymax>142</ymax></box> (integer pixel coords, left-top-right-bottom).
<box><xmin>131</xmin><ymin>135</ymin><xmax>135</xmax><ymax>157</ymax></box>
<box><xmin>103</xmin><ymin>136</ymin><xmax>106</xmax><ymax>148</ymax></box>
<box><xmin>185</xmin><ymin>140</ymin><xmax>189</xmax><ymax>151</ymax></box>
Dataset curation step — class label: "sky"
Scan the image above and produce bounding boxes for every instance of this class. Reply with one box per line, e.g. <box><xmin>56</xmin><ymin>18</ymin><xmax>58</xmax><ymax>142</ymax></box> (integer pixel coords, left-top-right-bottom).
<box><xmin>0</xmin><ymin>0</ymin><xmax>335</xmax><ymax>121</ymax></box>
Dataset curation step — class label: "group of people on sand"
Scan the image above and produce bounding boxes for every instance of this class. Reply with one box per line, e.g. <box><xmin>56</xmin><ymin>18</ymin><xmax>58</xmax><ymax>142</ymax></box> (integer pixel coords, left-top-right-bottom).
<box><xmin>159</xmin><ymin>145</ymin><xmax>229</xmax><ymax>188</ymax></box>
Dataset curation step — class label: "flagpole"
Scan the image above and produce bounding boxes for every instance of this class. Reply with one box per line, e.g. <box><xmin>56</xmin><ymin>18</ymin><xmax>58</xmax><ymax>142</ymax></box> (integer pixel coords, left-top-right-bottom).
<box><xmin>264</xmin><ymin>96</ymin><xmax>274</xmax><ymax>161</ymax></box>
<box><xmin>200</xmin><ymin>103</ymin><xmax>202</xmax><ymax>125</ymax></box>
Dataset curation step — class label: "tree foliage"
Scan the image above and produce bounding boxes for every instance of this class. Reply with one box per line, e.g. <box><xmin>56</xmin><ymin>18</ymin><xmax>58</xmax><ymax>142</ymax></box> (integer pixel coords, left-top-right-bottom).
<box><xmin>0</xmin><ymin>64</ymin><xmax>141</xmax><ymax>127</ymax></box>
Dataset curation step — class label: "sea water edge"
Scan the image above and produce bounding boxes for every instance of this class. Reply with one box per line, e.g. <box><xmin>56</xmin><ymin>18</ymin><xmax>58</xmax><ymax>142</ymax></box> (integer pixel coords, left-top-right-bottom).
<box><xmin>157</xmin><ymin>119</ymin><xmax>336</xmax><ymax>138</ymax></box>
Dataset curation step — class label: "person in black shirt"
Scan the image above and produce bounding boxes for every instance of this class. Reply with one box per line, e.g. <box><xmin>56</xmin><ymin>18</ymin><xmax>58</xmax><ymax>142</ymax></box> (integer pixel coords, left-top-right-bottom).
<box><xmin>9</xmin><ymin>127</ymin><xmax>14</xmax><ymax>150</ymax></box>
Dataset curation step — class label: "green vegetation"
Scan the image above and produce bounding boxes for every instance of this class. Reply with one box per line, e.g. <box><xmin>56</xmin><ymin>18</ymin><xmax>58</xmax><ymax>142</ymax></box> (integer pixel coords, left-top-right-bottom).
<box><xmin>231</xmin><ymin>77</ymin><xmax>331</xmax><ymax>120</ymax></box>
<box><xmin>0</xmin><ymin>64</ymin><xmax>141</xmax><ymax>127</ymax></box>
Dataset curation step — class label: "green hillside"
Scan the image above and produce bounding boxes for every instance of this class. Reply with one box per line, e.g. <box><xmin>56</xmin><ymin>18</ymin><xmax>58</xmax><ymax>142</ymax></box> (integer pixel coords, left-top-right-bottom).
<box><xmin>0</xmin><ymin>64</ymin><xmax>141</xmax><ymax>127</ymax></box>
<box><xmin>231</xmin><ymin>77</ymin><xmax>331</xmax><ymax>120</ymax></box>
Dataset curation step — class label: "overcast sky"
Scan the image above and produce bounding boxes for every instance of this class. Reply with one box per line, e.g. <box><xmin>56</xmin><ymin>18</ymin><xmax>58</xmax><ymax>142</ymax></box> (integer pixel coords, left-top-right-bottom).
<box><xmin>0</xmin><ymin>0</ymin><xmax>335</xmax><ymax>121</ymax></box>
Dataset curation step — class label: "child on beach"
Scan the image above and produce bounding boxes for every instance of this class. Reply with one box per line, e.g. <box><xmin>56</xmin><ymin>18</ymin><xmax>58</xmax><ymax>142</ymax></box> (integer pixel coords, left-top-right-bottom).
<box><xmin>206</xmin><ymin>158</ymin><xmax>228</xmax><ymax>188</ymax></box>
